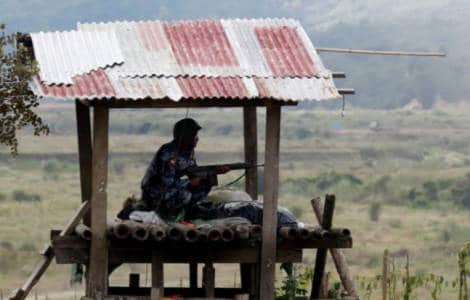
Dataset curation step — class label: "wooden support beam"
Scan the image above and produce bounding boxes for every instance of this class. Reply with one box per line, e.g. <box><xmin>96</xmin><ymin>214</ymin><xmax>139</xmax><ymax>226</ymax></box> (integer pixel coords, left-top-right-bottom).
<box><xmin>203</xmin><ymin>263</ymin><xmax>215</xmax><ymax>298</ymax></box>
<box><xmin>190</xmin><ymin>263</ymin><xmax>198</xmax><ymax>289</ymax></box>
<box><xmin>338</xmin><ymin>89</ymin><xmax>355</xmax><ymax>95</ymax></box>
<box><xmin>311</xmin><ymin>195</ymin><xmax>335</xmax><ymax>299</ymax></box>
<box><xmin>87</xmin><ymin>105</ymin><xmax>109</xmax><ymax>298</ymax></box>
<box><xmin>8</xmin><ymin>201</ymin><xmax>89</xmax><ymax>300</ymax></box>
<box><xmin>106</xmin><ymin>287</ymin><xmax>245</xmax><ymax>298</ymax></box>
<box><xmin>151</xmin><ymin>252</ymin><xmax>164</xmax><ymax>300</ymax></box>
<box><xmin>243</xmin><ymin>106</ymin><xmax>258</xmax><ymax>200</ymax></box>
<box><xmin>332</xmin><ymin>72</ymin><xmax>346</xmax><ymax>78</ymax></box>
<box><xmin>259</xmin><ymin>103</ymin><xmax>281</xmax><ymax>300</ymax></box>
<box><xmin>85</xmin><ymin>98</ymin><xmax>298</xmax><ymax>109</ymax></box>
<box><xmin>75</xmin><ymin>100</ymin><xmax>93</xmax><ymax>226</ymax></box>
<box><xmin>311</xmin><ymin>197</ymin><xmax>357</xmax><ymax>298</ymax></box>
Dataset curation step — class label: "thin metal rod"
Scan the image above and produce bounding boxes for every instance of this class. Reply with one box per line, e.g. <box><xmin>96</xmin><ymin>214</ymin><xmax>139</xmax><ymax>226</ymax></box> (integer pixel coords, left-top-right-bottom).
<box><xmin>317</xmin><ymin>47</ymin><xmax>446</xmax><ymax>57</ymax></box>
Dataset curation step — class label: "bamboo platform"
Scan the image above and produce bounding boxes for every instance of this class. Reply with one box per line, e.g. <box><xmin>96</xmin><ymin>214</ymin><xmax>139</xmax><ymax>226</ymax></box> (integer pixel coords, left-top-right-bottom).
<box><xmin>50</xmin><ymin>224</ymin><xmax>352</xmax><ymax>265</ymax></box>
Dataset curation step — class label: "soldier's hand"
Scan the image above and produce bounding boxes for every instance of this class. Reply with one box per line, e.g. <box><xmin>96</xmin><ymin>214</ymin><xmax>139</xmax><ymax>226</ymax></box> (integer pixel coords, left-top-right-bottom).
<box><xmin>216</xmin><ymin>165</ymin><xmax>231</xmax><ymax>174</ymax></box>
<box><xmin>190</xmin><ymin>176</ymin><xmax>202</xmax><ymax>187</ymax></box>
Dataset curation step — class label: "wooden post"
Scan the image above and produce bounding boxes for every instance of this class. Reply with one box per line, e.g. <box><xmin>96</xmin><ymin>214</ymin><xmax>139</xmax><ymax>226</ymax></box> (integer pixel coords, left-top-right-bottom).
<box><xmin>87</xmin><ymin>105</ymin><xmax>109</xmax><ymax>299</ymax></box>
<box><xmin>242</xmin><ymin>107</ymin><xmax>258</xmax><ymax>300</ymax></box>
<box><xmin>190</xmin><ymin>263</ymin><xmax>198</xmax><ymax>289</ymax></box>
<box><xmin>151</xmin><ymin>252</ymin><xmax>164</xmax><ymax>300</ymax></box>
<box><xmin>259</xmin><ymin>103</ymin><xmax>281</xmax><ymax>300</ymax></box>
<box><xmin>129</xmin><ymin>274</ymin><xmax>140</xmax><ymax>288</ymax></box>
<box><xmin>75</xmin><ymin>100</ymin><xmax>93</xmax><ymax>226</ymax></box>
<box><xmin>311</xmin><ymin>195</ymin><xmax>335</xmax><ymax>299</ymax></box>
<box><xmin>243</xmin><ymin>106</ymin><xmax>258</xmax><ymax>200</ymax></box>
<box><xmin>382</xmin><ymin>249</ymin><xmax>389</xmax><ymax>300</ymax></box>
<box><xmin>311</xmin><ymin>197</ymin><xmax>358</xmax><ymax>298</ymax></box>
<box><xmin>203</xmin><ymin>263</ymin><xmax>215</xmax><ymax>298</ymax></box>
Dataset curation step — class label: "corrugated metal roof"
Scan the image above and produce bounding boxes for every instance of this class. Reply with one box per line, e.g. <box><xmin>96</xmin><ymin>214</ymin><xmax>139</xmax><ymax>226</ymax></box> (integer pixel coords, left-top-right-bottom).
<box><xmin>30</xmin><ymin>69</ymin><xmax>339</xmax><ymax>101</ymax></box>
<box><xmin>31</xmin><ymin>30</ymin><xmax>124</xmax><ymax>85</ymax></box>
<box><xmin>30</xmin><ymin>18</ymin><xmax>340</xmax><ymax>102</ymax></box>
<box><xmin>76</xmin><ymin>19</ymin><xmax>327</xmax><ymax>80</ymax></box>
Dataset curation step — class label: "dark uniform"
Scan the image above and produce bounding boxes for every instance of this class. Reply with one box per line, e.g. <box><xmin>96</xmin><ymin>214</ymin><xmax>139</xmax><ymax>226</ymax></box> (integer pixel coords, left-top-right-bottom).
<box><xmin>141</xmin><ymin>140</ymin><xmax>211</xmax><ymax>219</ymax></box>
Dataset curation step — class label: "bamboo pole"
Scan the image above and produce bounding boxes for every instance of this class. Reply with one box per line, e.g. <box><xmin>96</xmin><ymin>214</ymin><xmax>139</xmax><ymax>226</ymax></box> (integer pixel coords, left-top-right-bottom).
<box><xmin>249</xmin><ymin>225</ymin><xmax>262</xmax><ymax>239</ymax></box>
<box><xmin>108</xmin><ymin>221</ymin><xmax>132</xmax><ymax>240</ymax></box>
<box><xmin>131</xmin><ymin>223</ymin><xmax>150</xmax><ymax>241</ymax></box>
<box><xmin>279</xmin><ymin>227</ymin><xmax>298</xmax><ymax>240</ymax></box>
<box><xmin>316</xmin><ymin>47</ymin><xmax>446</xmax><ymax>57</ymax></box>
<box><xmin>220</xmin><ymin>226</ymin><xmax>235</xmax><ymax>242</ymax></box>
<box><xmin>149</xmin><ymin>225</ymin><xmax>167</xmax><ymax>242</ymax></box>
<box><xmin>311</xmin><ymin>197</ymin><xmax>358</xmax><ymax>299</ymax></box>
<box><xmin>234</xmin><ymin>225</ymin><xmax>250</xmax><ymax>240</ymax></box>
<box><xmin>172</xmin><ymin>224</ymin><xmax>200</xmax><ymax>243</ymax></box>
<box><xmin>75</xmin><ymin>223</ymin><xmax>92</xmax><ymax>240</ymax></box>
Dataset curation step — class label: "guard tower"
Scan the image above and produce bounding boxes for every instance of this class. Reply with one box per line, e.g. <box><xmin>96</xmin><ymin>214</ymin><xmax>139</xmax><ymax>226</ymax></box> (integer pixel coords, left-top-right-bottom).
<box><xmin>12</xmin><ymin>18</ymin><xmax>355</xmax><ymax>300</ymax></box>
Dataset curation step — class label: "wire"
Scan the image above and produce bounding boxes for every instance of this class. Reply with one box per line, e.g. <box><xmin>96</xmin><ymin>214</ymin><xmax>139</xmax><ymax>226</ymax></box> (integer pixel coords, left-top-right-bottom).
<box><xmin>341</xmin><ymin>94</ymin><xmax>346</xmax><ymax>117</ymax></box>
<box><xmin>214</xmin><ymin>173</ymin><xmax>246</xmax><ymax>190</ymax></box>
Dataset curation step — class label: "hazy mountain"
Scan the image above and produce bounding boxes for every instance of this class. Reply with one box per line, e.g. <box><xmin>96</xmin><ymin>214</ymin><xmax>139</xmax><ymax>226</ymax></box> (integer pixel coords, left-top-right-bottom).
<box><xmin>1</xmin><ymin>0</ymin><xmax>468</xmax><ymax>108</ymax></box>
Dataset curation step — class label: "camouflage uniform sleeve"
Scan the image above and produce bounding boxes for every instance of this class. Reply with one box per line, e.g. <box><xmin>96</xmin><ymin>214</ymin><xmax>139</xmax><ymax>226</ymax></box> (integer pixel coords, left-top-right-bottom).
<box><xmin>158</xmin><ymin>147</ymin><xmax>190</xmax><ymax>190</ymax></box>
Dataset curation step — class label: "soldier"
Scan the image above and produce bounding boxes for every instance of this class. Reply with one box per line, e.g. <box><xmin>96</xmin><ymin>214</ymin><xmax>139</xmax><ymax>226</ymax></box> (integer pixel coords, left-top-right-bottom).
<box><xmin>140</xmin><ymin>118</ymin><xmax>229</xmax><ymax>221</ymax></box>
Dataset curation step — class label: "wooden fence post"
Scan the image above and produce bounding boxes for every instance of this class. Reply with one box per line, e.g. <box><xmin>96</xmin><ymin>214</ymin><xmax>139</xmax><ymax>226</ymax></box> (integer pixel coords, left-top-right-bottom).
<box><xmin>311</xmin><ymin>197</ymin><xmax>358</xmax><ymax>298</ymax></box>
<box><xmin>382</xmin><ymin>249</ymin><xmax>389</xmax><ymax>300</ymax></box>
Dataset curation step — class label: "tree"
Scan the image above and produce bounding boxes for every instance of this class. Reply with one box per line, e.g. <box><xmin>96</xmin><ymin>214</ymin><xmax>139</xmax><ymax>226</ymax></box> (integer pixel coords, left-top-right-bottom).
<box><xmin>0</xmin><ymin>23</ymin><xmax>48</xmax><ymax>155</ymax></box>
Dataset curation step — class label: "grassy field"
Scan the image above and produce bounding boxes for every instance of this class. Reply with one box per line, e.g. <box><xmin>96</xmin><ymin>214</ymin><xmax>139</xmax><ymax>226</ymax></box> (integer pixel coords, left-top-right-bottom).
<box><xmin>0</xmin><ymin>103</ymin><xmax>469</xmax><ymax>298</ymax></box>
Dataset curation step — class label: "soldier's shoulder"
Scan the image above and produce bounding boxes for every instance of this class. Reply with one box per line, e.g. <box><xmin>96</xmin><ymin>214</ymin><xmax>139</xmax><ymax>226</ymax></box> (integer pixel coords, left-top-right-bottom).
<box><xmin>157</xmin><ymin>142</ymin><xmax>177</xmax><ymax>161</ymax></box>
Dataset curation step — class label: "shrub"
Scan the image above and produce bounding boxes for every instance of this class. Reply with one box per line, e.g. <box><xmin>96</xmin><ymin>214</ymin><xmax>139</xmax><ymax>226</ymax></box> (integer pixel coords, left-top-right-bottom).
<box><xmin>0</xmin><ymin>241</ymin><xmax>13</xmax><ymax>250</ymax></box>
<box><xmin>112</xmin><ymin>161</ymin><xmax>126</xmax><ymax>175</ymax></box>
<box><xmin>43</xmin><ymin>159</ymin><xmax>61</xmax><ymax>174</ymax></box>
<box><xmin>422</xmin><ymin>181</ymin><xmax>439</xmax><ymax>202</ymax></box>
<box><xmin>12</xmin><ymin>190</ymin><xmax>41</xmax><ymax>202</ymax></box>
<box><xmin>43</xmin><ymin>159</ymin><xmax>61</xmax><ymax>180</ymax></box>
<box><xmin>460</xmin><ymin>186</ymin><xmax>470</xmax><ymax>209</ymax></box>
<box><xmin>216</xmin><ymin>125</ymin><xmax>234</xmax><ymax>136</ymax></box>
<box><xmin>368</xmin><ymin>201</ymin><xmax>382</xmax><ymax>221</ymax></box>
<box><xmin>136</xmin><ymin>122</ymin><xmax>153</xmax><ymax>134</ymax></box>
<box><xmin>18</xmin><ymin>242</ymin><xmax>36</xmax><ymax>252</ymax></box>
<box><xmin>294</xmin><ymin>128</ymin><xmax>313</xmax><ymax>140</ymax></box>
<box><xmin>0</xmin><ymin>192</ymin><xmax>6</xmax><ymax>202</ymax></box>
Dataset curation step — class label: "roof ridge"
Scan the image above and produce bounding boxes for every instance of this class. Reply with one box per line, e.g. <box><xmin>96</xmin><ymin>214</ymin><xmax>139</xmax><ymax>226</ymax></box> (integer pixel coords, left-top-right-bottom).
<box><xmin>77</xmin><ymin>17</ymin><xmax>301</xmax><ymax>30</ymax></box>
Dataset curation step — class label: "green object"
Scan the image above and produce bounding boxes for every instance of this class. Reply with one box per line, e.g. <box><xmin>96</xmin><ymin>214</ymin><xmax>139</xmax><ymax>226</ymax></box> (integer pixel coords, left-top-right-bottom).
<box><xmin>70</xmin><ymin>263</ymin><xmax>83</xmax><ymax>286</ymax></box>
<box><xmin>175</xmin><ymin>209</ymin><xmax>186</xmax><ymax>222</ymax></box>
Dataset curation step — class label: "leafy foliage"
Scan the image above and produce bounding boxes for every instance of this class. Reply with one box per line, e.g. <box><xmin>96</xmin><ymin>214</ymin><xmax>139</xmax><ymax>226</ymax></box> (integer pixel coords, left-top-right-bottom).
<box><xmin>0</xmin><ymin>23</ymin><xmax>48</xmax><ymax>154</ymax></box>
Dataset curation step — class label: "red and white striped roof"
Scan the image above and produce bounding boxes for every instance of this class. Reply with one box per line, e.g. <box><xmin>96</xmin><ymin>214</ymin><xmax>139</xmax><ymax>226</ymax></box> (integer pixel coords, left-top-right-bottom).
<box><xmin>30</xmin><ymin>18</ymin><xmax>340</xmax><ymax>101</ymax></box>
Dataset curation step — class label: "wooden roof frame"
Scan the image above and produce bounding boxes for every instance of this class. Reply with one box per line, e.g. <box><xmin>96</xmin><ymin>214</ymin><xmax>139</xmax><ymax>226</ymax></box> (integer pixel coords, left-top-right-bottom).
<box><xmin>76</xmin><ymin>98</ymin><xmax>291</xmax><ymax>299</ymax></box>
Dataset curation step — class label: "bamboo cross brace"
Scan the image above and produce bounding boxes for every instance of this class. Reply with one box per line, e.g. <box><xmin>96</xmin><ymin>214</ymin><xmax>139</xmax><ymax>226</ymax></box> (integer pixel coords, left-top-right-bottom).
<box><xmin>311</xmin><ymin>197</ymin><xmax>358</xmax><ymax>299</ymax></box>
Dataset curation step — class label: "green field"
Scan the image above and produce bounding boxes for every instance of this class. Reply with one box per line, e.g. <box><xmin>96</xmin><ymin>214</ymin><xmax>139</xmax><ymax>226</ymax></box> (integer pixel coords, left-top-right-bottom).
<box><xmin>0</xmin><ymin>102</ymin><xmax>469</xmax><ymax>299</ymax></box>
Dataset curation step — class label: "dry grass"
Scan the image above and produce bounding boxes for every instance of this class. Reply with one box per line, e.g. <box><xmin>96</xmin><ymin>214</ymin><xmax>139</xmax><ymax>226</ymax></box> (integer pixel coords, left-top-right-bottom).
<box><xmin>1</xmin><ymin>107</ymin><xmax>469</xmax><ymax>298</ymax></box>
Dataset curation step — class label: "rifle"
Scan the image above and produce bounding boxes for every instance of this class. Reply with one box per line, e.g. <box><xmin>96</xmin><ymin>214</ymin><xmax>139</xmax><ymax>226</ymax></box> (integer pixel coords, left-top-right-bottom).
<box><xmin>184</xmin><ymin>162</ymin><xmax>264</xmax><ymax>186</ymax></box>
